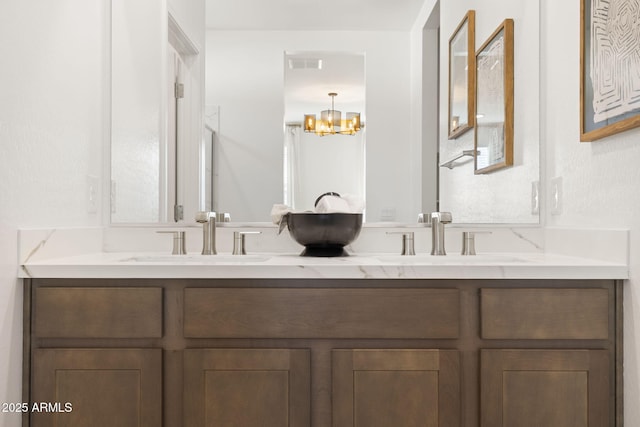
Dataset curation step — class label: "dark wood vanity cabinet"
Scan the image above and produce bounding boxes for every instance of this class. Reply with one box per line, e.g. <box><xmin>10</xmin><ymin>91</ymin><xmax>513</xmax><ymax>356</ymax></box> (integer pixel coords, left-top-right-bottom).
<box><xmin>23</xmin><ymin>278</ymin><xmax>622</xmax><ymax>427</ymax></box>
<box><xmin>31</xmin><ymin>348</ymin><xmax>162</xmax><ymax>427</ymax></box>
<box><xmin>332</xmin><ymin>349</ymin><xmax>460</xmax><ymax>427</ymax></box>
<box><xmin>184</xmin><ymin>348</ymin><xmax>311</xmax><ymax>426</ymax></box>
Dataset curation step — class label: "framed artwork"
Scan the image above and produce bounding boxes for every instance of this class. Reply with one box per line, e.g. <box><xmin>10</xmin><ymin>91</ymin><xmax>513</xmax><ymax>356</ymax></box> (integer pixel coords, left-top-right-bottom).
<box><xmin>448</xmin><ymin>10</ymin><xmax>476</xmax><ymax>139</ymax></box>
<box><xmin>581</xmin><ymin>0</ymin><xmax>640</xmax><ymax>141</ymax></box>
<box><xmin>474</xmin><ymin>19</ymin><xmax>514</xmax><ymax>174</ymax></box>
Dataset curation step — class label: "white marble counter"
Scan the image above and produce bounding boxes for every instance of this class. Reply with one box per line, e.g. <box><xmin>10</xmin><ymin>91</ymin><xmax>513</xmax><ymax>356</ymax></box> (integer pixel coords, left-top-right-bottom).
<box><xmin>19</xmin><ymin>251</ymin><xmax>628</xmax><ymax>280</ymax></box>
<box><xmin>17</xmin><ymin>226</ymin><xmax>629</xmax><ymax>280</ymax></box>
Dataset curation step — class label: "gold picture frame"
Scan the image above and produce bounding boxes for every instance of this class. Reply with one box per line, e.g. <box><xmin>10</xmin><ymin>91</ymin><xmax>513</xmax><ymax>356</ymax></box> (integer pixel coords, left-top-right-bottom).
<box><xmin>448</xmin><ymin>10</ymin><xmax>476</xmax><ymax>139</ymax></box>
<box><xmin>474</xmin><ymin>19</ymin><xmax>514</xmax><ymax>174</ymax></box>
<box><xmin>580</xmin><ymin>0</ymin><xmax>640</xmax><ymax>142</ymax></box>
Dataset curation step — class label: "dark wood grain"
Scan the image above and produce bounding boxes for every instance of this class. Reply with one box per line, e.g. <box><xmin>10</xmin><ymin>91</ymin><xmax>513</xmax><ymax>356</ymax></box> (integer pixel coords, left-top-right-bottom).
<box><xmin>481</xmin><ymin>288</ymin><xmax>609</xmax><ymax>339</ymax></box>
<box><xmin>34</xmin><ymin>287</ymin><xmax>162</xmax><ymax>338</ymax></box>
<box><xmin>333</xmin><ymin>349</ymin><xmax>460</xmax><ymax>427</ymax></box>
<box><xmin>31</xmin><ymin>348</ymin><xmax>161</xmax><ymax>427</ymax></box>
<box><xmin>184</xmin><ymin>288</ymin><xmax>459</xmax><ymax>339</ymax></box>
<box><xmin>24</xmin><ymin>278</ymin><xmax>621</xmax><ymax>427</ymax></box>
<box><xmin>481</xmin><ymin>349</ymin><xmax>609</xmax><ymax>427</ymax></box>
<box><xmin>183</xmin><ymin>348</ymin><xmax>310</xmax><ymax>427</ymax></box>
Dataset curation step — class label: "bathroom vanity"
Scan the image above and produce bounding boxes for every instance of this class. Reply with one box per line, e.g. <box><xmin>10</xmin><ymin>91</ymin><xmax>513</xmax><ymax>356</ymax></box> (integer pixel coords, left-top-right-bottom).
<box><xmin>21</xmin><ymin>251</ymin><xmax>625</xmax><ymax>427</ymax></box>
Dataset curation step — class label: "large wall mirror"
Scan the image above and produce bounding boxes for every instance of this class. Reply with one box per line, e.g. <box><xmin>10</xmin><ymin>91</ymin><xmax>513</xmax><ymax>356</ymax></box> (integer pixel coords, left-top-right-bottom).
<box><xmin>439</xmin><ymin>0</ymin><xmax>539</xmax><ymax>224</ymax></box>
<box><xmin>203</xmin><ymin>12</ymin><xmax>423</xmax><ymax>223</ymax></box>
<box><xmin>283</xmin><ymin>52</ymin><xmax>366</xmax><ymax>211</ymax></box>
<box><xmin>110</xmin><ymin>0</ymin><xmax>540</xmax><ymax>225</ymax></box>
<box><xmin>111</xmin><ymin>1</ymin><xmax>202</xmax><ymax>224</ymax></box>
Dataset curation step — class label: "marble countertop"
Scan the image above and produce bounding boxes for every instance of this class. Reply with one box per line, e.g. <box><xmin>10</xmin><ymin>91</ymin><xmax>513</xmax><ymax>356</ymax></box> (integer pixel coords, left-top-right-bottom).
<box><xmin>19</xmin><ymin>251</ymin><xmax>628</xmax><ymax>280</ymax></box>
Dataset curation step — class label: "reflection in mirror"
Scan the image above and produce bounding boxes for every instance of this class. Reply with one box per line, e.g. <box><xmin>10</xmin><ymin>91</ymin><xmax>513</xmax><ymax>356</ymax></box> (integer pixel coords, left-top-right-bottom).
<box><xmin>110</xmin><ymin>0</ymin><xmax>539</xmax><ymax>225</ymax></box>
<box><xmin>439</xmin><ymin>0</ymin><xmax>539</xmax><ymax>224</ymax></box>
<box><xmin>203</xmin><ymin>119</ymin><xmax>216</xmax><ymax>212</ymax></box>
<box><xmin>448</xmin><ymin>10</ymin><xmax>475</xmax><ymax>139</ymax></box>
<box><xmin>475</xmin><ymin>20</ymin><xmax>514</xmax><ymax>174</ymax></box>
<box><xmin>205</xmin><ymin>28</ymin><xmax>418</xmax><ymax>223</ymax></box>
<box><xmin>111</xmin><ymin>1</ymin><xmax>164</xmax><ymax>223</ymax></box>
<box><xmin>283</xmin><ymin>52</ymin><xmax>365</xmax><ymax>212</ymax></box>
<box><xmin>111</xmin><ymin>7</ymin><xmax>201</xmax><ymax>224</ymax></box>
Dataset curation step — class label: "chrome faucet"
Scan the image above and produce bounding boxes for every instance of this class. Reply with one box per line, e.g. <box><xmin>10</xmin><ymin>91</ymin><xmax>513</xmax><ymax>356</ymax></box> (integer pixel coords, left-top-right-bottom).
<box><xmin>429</xmin><ymin>212</ymin><xmax>452</xmax><ymax>256</ymax></box>
<box><xmin>195</xmin><ymin>211</ymin><xmax>217</xmax><ymax>255</ymax></box>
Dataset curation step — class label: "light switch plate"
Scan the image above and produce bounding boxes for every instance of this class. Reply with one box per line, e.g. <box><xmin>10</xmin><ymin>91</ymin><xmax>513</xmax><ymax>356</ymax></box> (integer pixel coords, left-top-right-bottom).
<box><xmin>551</xmin><ymin>176</ymin><xmax>563</xmax><ymax>215</ymax></box>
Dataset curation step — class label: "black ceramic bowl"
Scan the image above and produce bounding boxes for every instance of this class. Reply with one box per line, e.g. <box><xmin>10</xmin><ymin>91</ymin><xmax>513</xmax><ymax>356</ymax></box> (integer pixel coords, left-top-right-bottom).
<box><xmin>286</xmin><ymin>212</ymin><xmax>363</xmax><ymax>257</ymax></box>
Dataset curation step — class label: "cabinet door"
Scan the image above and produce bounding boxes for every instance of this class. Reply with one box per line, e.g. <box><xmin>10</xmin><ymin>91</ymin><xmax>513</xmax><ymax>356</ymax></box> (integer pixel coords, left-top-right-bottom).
<box><xmin>481</xmin><ymin>349</ymin><xmax>610</xmax><ymax>427</ymax></box>
<box><xmin>184</xmin><ymin>348</ymin><xmax>310</xmax><ymax>427</ymax></box>
<box><xmin>31</xmin><ymin>348</ymin><xmax>162</xmax><ymax>427</ymax></box>
<box><xmin>333</xmin><ymin>349</ymin><xmax>460</xmax><ymax>427</ymax></box>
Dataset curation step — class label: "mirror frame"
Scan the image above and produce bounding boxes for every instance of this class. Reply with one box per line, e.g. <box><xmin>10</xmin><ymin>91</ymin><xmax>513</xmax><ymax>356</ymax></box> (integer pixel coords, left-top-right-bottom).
<box><xmin>474</xmin><ymin>19</ymin><xmax>514</xmax><ymax>174</ymax></box>
<box><xmin>447</xmin><ymin>10</ymin><xmax>476</xmax><ymax>140</ymax></box>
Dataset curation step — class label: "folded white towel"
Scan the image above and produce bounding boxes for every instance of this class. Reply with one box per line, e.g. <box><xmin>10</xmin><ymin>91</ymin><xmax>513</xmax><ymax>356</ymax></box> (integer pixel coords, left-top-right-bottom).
<box><xmin>270</xmin><ymin>204</ymin><xmax>293</xmax><ymax>225</ymax></box>
<box><xmin>341</xmin><ymin>194</ymin><xmax>365</xmax><ymax>213</ymax></box>
<box><xmin>314</xmin><ymin>195</ymin><xmax>351</xmax><ymax>213</ymax></box>
<box><xmin>272</xmin><ymin>193</ymin><xmax>364</xmax><ymax>225</ymax></box>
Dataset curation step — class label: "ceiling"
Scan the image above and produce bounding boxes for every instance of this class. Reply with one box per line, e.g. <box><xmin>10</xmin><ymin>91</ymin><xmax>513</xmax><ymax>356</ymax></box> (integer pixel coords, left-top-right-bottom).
<box><xmin>206</xmin><ymin>0</ymin><xmax>427</xmax><ymax>31</ymax></box>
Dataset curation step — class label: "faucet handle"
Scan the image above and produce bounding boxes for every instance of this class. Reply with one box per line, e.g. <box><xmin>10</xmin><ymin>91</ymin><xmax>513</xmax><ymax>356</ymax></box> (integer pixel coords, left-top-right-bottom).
<box><xmin>431</xmin><ymin>211</ymin><xmax>452</xmax><ymax>223</ymax></box>
<box><xmin>233</xmin><ymin>231</ymin><xmax>261</xmax><ymax>255</ymax></box>
<box><xmin>196</xmin><ymin>211</ymin><xmax>216</xmax><ymax>223</ymax></box>
<box><xmin>157</xmin><ymin>231</ymin><xmax>187</xmax><ymax>255</ymax></box>
<box><xmin>461</xmin><ymin>231</ymin><xmax>492</xmax><ymax>255</ymax></box>
<box><xmin>386</xmin><ymin>231</ymin><xmax>415</xmax><ymax>256</ymax></box>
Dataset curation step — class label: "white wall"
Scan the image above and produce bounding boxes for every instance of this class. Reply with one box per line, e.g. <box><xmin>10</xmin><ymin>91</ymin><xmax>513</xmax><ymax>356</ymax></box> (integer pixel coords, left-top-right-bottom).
<box><xmin>0</xmin><ymin>0</ymin><xmax>107</xmax><ymax>425</ymax></box>
<box><xmin>541</xmin><ymin>0</ymin><xmax>640</xmax><ymax>420</ymax></box>
<box><xmin>206</xmin><ymin>30</ymin><xmax>414</xmax><ymax>222</ymax></box>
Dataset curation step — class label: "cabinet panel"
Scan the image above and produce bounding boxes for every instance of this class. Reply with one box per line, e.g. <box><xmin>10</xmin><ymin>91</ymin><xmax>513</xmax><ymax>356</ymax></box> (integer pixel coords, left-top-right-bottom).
<box><xmin>333</xmin><ymin>349</ymin><xmax>460</xmax><ymax>427</ymax></box>
<box><xmin>481</xmin><ymin>288</ymin><xmax>609</xmax><ymax>339</ymax></box>
<box><xmin>481</xmin><ymin>349</ymin><xmax>609</xmax><ymax>427</ymax></box>
<box><xmin>34</xmin><ymin>287</ymin><xmax>162</xmax><ymax>338</ymax></box>
<box><xmin>31</xmin><ymin>348</ymin><xmax>162</xmax><ymax>427</ymax></box>
<box><xmin>184</xmin><ymin>348</ymin><xmax>310</xmax><ymax>427</ymax></box>
<box><xmin>184</xmin><ymin>288</ymin><xmax>459</xmax><ymax>339</ymax></box>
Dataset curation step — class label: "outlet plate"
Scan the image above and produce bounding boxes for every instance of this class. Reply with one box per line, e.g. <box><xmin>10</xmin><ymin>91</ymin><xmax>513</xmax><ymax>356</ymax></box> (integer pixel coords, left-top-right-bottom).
<box><xmin>87</xmin><ymin>175</ymin><xmax>98</xmax><ymax>214</ymax></box>
<box><xmin>531</xmin><ymin>181</ymin><xmax>540</xmax><ymax>215</ymax></box>
<box><xmin>380</xmin><ymin>207</ymin><xmax>396</xmax><ymax>221</ymax></box>
<box><xmin>550</xmin><ymin>176</ymin><xmax>563</xmax><ymax>215</ymax></box>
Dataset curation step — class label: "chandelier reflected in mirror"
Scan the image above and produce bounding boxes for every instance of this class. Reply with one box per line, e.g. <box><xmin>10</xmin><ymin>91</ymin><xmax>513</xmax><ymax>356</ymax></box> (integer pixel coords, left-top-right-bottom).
<box><xmin>304</xmin><ymin>92</ymin><xmax>362</xmax><ymax>136</ymax></box>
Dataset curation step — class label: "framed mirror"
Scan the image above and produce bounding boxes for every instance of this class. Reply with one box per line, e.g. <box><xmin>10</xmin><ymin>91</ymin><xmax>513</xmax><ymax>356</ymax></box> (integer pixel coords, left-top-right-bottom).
<box><xmin>474</xmin><ymin>19</ymin><xmax>514</xmax><ymax>174</ymax></box>
<box><xmin>448</xmin><ymin>10</ymin><xmax>475</xmax><ymax>139</ymax></box>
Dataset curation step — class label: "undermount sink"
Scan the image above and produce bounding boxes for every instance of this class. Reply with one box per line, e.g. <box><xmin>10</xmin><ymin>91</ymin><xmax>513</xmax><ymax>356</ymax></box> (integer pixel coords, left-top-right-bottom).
<box><xmin>375</xmin><ymin>254</ymin><xmax>527</xmax><ymax>265</ymax></box>
<box><xmin>121</xmin><ymin>254</ymin><xmax>271</xmax><ymax>263</ymax></box>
